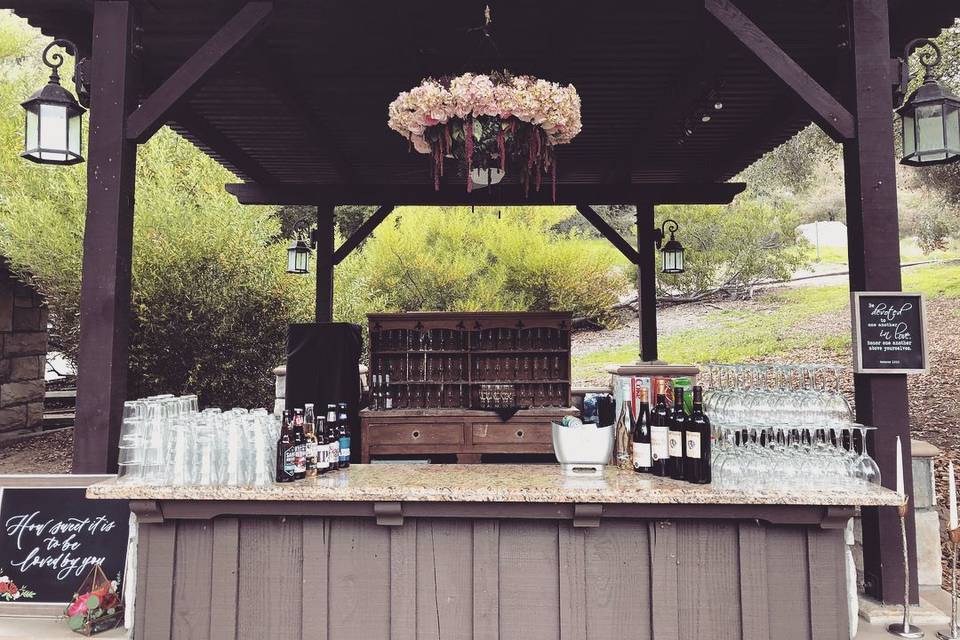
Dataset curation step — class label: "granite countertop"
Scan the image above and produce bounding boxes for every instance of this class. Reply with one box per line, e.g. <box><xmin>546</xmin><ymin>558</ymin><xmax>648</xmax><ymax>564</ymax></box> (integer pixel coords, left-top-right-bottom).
<box><xmin>87</xmin><ymin>464</ymin><xmax>902</xmax><ymax>506</ymax></box>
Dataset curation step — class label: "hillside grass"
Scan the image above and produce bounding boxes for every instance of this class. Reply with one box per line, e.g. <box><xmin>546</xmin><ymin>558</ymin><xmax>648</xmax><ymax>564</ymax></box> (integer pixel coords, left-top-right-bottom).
<box><xmin>572</xmin><ymin>261</ymin><xmax>960</xmax><ymax>382</ymax></box>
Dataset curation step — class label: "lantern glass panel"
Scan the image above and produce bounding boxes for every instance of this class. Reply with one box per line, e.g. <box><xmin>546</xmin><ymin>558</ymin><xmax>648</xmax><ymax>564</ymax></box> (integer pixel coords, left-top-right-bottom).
<box><xmin>674</xmin><ymin>249</ymin><xmax>684</xmax><ymax>272</ymax></box>
<box><xmin>24</xmin><ymin>108</ymin><xmax>38</xmax><ymax>155</ymax></box>
<box><xmin>68</xmin><ymin>113</ymin><xmax>81</xmax><ymax>157</ymax></box>
<box><xmin>296</xmin><ymin>248</ymin><xmax>309</xmax><ymax>273</ymax></box>
<box><xmin>902</xmin><ymin>111</ymin><xmax>916</xmax><ymax>158</ymax></box>
<box><xmin>947</xmin><ymin>103</ymin><xmax>960</xmax><ymax>156</ymax></box>
<box><xmin>39</xmin><ymin>103</ymin><xmax>68</xmax><ymax>163</ymax></box>
<box><xmin>287</xmin><ymin>246</ymin><xmax>299</xmax><ymax>273</ymax></box>
<box><xmin>917</xmin><ymin>103</ymin><xmax>946</xmax><ymax>162</ymax></box>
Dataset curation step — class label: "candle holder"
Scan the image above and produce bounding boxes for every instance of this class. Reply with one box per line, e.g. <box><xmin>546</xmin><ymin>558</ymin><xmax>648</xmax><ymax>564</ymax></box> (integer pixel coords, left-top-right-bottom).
<box><xmin>889</xmin><ymin>500</ymin><xmax>925</xmax><ymax>638</ymax></box>
<box><xmin>937</xmin><ymin>528</ymin><xmax>960</xmax><ymax>640</ymax></box>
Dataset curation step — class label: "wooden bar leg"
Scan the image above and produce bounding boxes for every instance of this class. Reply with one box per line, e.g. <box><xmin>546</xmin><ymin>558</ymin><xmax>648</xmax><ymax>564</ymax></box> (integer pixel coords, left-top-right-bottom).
<box><xmin>315</xmin><ymin>204</ymin><xmax>334</xmax><ymax>323</ymax></box>
<box><xmin>636</xmin><ymin>201</ymin><xmax>658</xmax><ymax>362</ymax></box>
<box><xmin>843</xmin><ymin>0</ymin><xmax>917</xmax><ymax>605</ymax></box>
<box><xmin>73</xmin><ymin>1</ymin><xmax>139</xmax><ymax>473</ymax></box>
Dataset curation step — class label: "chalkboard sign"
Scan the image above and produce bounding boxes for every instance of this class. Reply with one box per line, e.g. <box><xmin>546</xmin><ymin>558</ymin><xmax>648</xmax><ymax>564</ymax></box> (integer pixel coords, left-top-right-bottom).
<box><xmin>0</xmin><ymin>476</ymin><xmax>129</xmax><ymax>608</ymax></box>
<box><xmin>852</xmin><ymin>292</ymin><xmax>928</xmax><ymax>374</ymax></box>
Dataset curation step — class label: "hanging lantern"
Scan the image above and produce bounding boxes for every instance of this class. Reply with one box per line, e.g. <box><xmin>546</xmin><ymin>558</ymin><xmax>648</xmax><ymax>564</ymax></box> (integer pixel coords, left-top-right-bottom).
<box><xmin>286</xmin><ymin>238</ymin><xmax>312</xmax><ymax>274</ymax></box>
<box><xmin>655</xmin><ymin>219</ymin><xmax>685</xmax><ymax>275</ymax></box>
<box><xmin>21</xmin><ymin>40</ymin><xmax>88</xmax><ymax>166</ymax></box>
<box><xmin>896</xmin><ymin>38</ymin><xmax>960</xmax><ymax>167</ymax></box>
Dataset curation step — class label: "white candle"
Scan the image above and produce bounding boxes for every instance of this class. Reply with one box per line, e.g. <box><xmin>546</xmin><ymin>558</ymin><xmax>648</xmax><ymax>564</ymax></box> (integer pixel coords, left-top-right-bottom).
<box><xmin>896</xmin><ymin>436</ymin><xmax>905</xmax><ymax>498</ymax></box>
<box><xmin>950</xmin><ymin>460</ymin><xmax>958</xmax><ymax>531</ymax></box>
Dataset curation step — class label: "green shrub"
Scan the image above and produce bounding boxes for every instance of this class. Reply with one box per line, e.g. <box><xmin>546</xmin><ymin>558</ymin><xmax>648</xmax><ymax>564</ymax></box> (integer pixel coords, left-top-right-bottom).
<box><xmin>355</xmin><ymin>207</ymin><xmax>629</xmax><ymax>324</ymax></box>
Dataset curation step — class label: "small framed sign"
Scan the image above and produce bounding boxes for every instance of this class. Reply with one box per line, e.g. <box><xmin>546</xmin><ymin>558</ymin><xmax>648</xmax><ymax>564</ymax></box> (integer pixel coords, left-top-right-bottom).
<box><xmin>852</xmin><ymin>292</ymin><xmax>928</xmax><ymax>374</ymax></box>
<box><xmin>0</xmin><ymin>474</ymin><xmax>129</xmax><ymax>617</ymax></box>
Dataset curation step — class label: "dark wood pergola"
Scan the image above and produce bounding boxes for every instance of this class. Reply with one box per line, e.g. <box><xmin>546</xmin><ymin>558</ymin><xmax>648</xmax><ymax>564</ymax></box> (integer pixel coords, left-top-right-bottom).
<box><xmin>5</xmin><ymin>0</ymin><xmax>957</xmax><ymax>605</ymax></box>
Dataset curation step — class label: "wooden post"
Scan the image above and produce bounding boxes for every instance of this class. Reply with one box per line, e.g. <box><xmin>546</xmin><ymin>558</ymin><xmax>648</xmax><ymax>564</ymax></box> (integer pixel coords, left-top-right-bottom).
<box><xmin>844</xmin><ymin>0</ymin><xmax>917</xmax><ymax>604</ymax></box>
<box><xmin>315</xmin><ymin>204</ymin><xmax>335</xmax><ymax>323</ymax></box>
<box><xmin>72</xmin><ymin>1</ymin><xmax>139</xmax><ymax>473</ymax></box>
<box><xmin>636</xmin><ymin>202</ymin><xmax>658</xmax><ymax>362</ymax></box>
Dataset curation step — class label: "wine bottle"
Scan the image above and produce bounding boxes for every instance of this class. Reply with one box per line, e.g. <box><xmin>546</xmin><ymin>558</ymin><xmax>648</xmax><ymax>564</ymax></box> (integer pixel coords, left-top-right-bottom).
<box><xmin>650</xmin><ymin>380</ymin><xmax>670</xmax><ymax>477</ymax></box>
<box><xmin>668</xmin><ymin>387</ymin><xmax>687</xmax><ymax>481</ymax></box>
<box><xmin>684</xmin><ymin>385</ymin><xmax>712</xmax><ymax>484</ymax></box>
<box><xmin>632</xmin><ymin>386</ymin><xmax>652</xmax><ymax>473</ymax></box>
<box><xmin>614</xmin><ymin>400</ymin><xmax>633</xmax><ymax>470</ymax></box>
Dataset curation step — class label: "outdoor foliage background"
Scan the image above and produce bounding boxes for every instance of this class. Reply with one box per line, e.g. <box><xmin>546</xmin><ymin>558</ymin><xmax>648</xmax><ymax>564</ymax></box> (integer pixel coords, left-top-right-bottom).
<box><xmin>0</xmin><ymin>12</ymin><xmax>957</xmax><ymax>408</ymax></box>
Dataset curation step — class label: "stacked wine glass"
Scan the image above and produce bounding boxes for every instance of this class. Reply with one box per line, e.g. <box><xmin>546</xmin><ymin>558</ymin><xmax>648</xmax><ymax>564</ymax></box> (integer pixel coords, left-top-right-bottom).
<box><xmin>700</xmin><ymin>364</ymin><xmax>881</xmax><ymax>489</ymax></box>
<box><xmin>117</xmin><ymin>394</ymin><xmax>279</xmax><ymax>487</ymax></box>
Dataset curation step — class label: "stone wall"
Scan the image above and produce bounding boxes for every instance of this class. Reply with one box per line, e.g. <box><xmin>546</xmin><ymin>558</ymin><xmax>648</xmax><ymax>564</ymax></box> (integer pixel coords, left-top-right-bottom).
<box><xmin>0</xmin><ymin>263</ymin><xmax>47</xmax><ymax>435</ymax></box>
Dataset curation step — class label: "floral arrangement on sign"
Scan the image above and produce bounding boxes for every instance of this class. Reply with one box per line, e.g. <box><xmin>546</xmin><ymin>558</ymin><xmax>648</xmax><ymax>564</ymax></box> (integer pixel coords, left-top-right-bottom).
<box><xmin>388</xmin><ymin>71</ymin><xmax>582</xmax><ymax>199</ymax></box>
<box><xmin>65</xmin><ymin>564</ymin><xmax>123</xmax><ymax>636</ymax></box>
<box><xmin>0</xmin><ymin>571</ymin><xmax>35</xmax><ymax>601</ymax></box>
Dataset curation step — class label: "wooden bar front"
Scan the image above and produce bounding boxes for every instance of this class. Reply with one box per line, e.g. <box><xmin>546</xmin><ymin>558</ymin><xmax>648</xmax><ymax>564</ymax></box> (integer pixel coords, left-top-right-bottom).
<box><xmin>90</xmin><ymin>465</ymin><xmax>900</xmax><ymax>640</ymax></box>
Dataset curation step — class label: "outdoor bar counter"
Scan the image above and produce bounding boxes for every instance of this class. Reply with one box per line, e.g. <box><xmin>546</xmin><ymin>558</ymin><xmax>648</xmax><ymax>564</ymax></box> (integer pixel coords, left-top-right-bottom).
<box><xmin>88</xmin><ymin>464</ymin><xmax>899</xmax><ymax>640</ymax></box>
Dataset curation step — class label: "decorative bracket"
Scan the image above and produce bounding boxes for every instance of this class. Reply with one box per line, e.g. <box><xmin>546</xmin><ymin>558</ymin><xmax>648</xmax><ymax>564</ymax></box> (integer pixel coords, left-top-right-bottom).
<box><xmin>129</xmin><ymin>499</ymin><xmax>164</xmax><ymax>523</ymax></box>
<box><xmin>820</xmin><ymin>506</ymin><xmax>855</xmax><ymax>530</ymax></box>
<box><xmin>374</xmin><ymin>501</ymin><xmax>404</xmax><ymax>526</ymax></box>
<box><xmin>573</xmin><ymin>503</ymin><xmax>603</xmax><ymax>528</ymax></box>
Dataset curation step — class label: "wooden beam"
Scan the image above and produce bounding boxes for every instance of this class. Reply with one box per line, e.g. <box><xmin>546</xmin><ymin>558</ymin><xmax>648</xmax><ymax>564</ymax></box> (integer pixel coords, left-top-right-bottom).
<box><xmin>171</xmin><ymin>107</ymin><xmax>276</xmax><ymax>184</ymax></box>
<box><xmin>605</xmin><ymin>38</ymin><xmax>729</xmax><ymax>183</ymax></box>
<box><xmin>636</xmin><ymin>203</ymin><xmax>658</xmax><ymax>362</ymax></box>
<box><xmin>843</xmin><ymin>0</ymin><xmax>917</xmax><ymax>605</ymax></box>
<box><xmin>315</xmin><ymin>204</ymin><xmax>335</xmax><ymax>323</ymax></box>
<box><xmin>251</xmin><ymin>56</ymin><xmax>356</xmax><ymax>184</ymax></box>
<box><xmin>225</xmin><ymin>183</ymin><xmax>747</xmax><ymax>206</ymax></box>
<box><xmin>73</xmin><ymin>0</ymin><xmax>138</xmax><ymax>473</ymax></box>
<box><xmin>575</xmin><ymin>205</ymin><xmax>641</xmax><ymax>264</ymax></box>
<box><xmin>125</xmin><ymin>1</ymin><xmax>273</xmax><ymax>143</ymax></box>
<box><xmin>333</xmin><ymin>205</ymin><xmax>394</xmax><ymax>265</ymax></box>
<box><xmin>705</xmin><ymin>0</ymin><xmax>855</xmax><ymax>142</ymax></box>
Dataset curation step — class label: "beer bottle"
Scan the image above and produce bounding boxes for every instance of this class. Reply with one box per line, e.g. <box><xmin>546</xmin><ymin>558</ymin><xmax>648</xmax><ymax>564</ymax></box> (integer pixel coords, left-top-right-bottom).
<box><xmin>326</xmin><ymin>404</ymin><xmax>340</xmax><ymax>471</ymax></box>
<box><xmin>384</xmin><ymin>374</ymin><xmax>394</xmax><ymax>410</ymax></box>
<box><xmin>337</xmin><ymin>402</ymin><xmax>351</xmax><ymax>468</ymax></box>
<box><xmin>316</xmin><ymin>416</ymin><xmax>330</xmax><ymax>475</ymax></box>
<box><xmin>304</xmin><ymin>404</ymin><xmax>318</xmax><ymax>478</ymax></box>
<box><xmin>292</xmin><ymin>408</ymin><xmax>306</xmax><ymax>480</ymax></box>
<box><xmin>275</xmin><ymin>411</ymin><xmax>296</xmax><ymax>483</ymax></box>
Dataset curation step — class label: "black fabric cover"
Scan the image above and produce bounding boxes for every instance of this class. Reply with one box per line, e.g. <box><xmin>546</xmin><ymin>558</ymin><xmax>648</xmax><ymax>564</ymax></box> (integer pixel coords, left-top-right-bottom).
<box><xmin>285</xmin><ymin>323</ymin><xmax>363</xmax><ymax>459</ymax></box>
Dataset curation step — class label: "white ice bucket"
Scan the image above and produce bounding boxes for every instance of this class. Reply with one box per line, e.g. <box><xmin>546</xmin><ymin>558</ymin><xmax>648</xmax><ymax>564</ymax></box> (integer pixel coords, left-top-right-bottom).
<box><xmin>551</xmin><ymin>422</ymin><xmax>614</xmax><ymax>477</ymax></box>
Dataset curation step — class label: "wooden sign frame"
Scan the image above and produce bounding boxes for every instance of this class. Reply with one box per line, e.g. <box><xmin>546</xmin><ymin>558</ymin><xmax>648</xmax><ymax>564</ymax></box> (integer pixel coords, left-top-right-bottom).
<box><xmin>851</xmin><ymin>291</ymin><xmax>928</xmax><ymax>374</ymax></box>
<box><xmin>0</xmin><ymin>474</ymin><xmax>124</xmax><ymax>618</ymax></box>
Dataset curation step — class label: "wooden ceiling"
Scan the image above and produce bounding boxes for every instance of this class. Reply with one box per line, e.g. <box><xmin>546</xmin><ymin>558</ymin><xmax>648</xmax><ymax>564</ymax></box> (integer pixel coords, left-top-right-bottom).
<box><xmin>5</xmin><ymin>0</ymin><xmax>958</xmax><ymax>194</ymax></box>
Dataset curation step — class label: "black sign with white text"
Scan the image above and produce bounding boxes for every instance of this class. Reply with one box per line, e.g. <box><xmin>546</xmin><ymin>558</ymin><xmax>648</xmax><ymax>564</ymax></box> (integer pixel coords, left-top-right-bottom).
<box><xmin>853</xmin><ymin>292</ymin><xmax>927</xmax><ymax>373</ymax></box>
<box><xmin>0</xmin><ymin>487</ymin><xmax>128</xmax><ymax>604</ymax></box>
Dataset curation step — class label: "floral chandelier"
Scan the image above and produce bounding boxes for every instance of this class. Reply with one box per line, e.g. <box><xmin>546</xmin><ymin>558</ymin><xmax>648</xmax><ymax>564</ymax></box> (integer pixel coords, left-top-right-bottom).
<box><xmin>387</xmin><ymin>7</ymin><xmax>581</xmax><ymax>202</ymax></box>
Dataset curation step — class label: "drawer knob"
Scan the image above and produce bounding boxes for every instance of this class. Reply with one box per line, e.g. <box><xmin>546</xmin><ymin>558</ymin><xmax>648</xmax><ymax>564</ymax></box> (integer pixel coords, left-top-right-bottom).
<box><xmin>516</xmin><ymin>430</ymin><xmax>524</xmax><ymax>438</ymax></box>
<box><xmin>412</xmin><ymin>430</ymin><xmax>421</xmax><ymax>439</ymax></box>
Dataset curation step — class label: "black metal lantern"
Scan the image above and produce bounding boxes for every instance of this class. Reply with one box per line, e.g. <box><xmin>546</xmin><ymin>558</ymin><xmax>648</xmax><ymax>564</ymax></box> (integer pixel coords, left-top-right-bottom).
<box><xmin>21</xmin><ymin>40</ymin><xmax>89</xmax><ymax>166</ymax></box>
<box><xmin>896</xmin><ymin>39</ymin><xmax>960</xmax><ymax>167</ymax></box>
<box><xmin>655</xmin><ymin>219</ymin><xmax>684</xmax><ymax>275</ymax></box>
<box><xmin>286</xmin><ymin>238</ymin><xmax>313</xmax><ymax>274</ymax></box>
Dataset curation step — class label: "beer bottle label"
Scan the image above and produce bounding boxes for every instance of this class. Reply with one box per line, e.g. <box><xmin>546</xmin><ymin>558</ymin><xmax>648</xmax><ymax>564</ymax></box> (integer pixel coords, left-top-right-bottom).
<box><xmin>685</xmin><ymin>432</ymin><xmax>701</xmax><ymax>459</ymax></box>
<box><xmin>339</xmin><ymin>436</ymin><xmax>350</xmax><ymax>460</ymax></box>
<box><xmin>650</xmin><ymin>427</ymin><xmax>668</xmax><ymax>461</ymax></box>
<box><xmin>330</xmin><ymin>441</ymin><xmax>340</xmax><ymax>461</ymax></box>
<box><xmin>668</xmin><ymin>430</ymin><xmax>683</xmax><ymax>457</ymax></box>
<box><xmin>294</xmin><ymin>445</ymin><xmax>306</xmax><ymax>473</ymax></box>
<box><xmin>283</xmin><ymin>448</ymin><xmax>296</xmax><ymax>477</ymax></box>
<box><xmin>632</xmin><ymin>442</ymin><xmax>651</xmax><ymax>469</ymax></box>
<box><xmin>319</xmin><ymin>444</ymin><xmax>330</xmax><ymax>469</ymax></box>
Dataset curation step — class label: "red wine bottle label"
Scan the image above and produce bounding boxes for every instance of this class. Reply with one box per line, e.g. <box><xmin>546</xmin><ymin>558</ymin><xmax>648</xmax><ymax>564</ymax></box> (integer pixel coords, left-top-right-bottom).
<box><xmin>686</xmin><ymin>432</ymin><xmax>701</xmax><ymax>459</ymax></box>
<box><xmin>668</xmin><ymin>430</ymin><xmax>684</xmax><ymax>457</ymax></box>
<box><xmin>651</xmin><ymin>427</ymin><xmax>668</xmax><ymax>461</ymax></box>
<box><xmin>632</xmin><ymin>443</ymin><xmax>651</xmax><ymax>469</ymax></box>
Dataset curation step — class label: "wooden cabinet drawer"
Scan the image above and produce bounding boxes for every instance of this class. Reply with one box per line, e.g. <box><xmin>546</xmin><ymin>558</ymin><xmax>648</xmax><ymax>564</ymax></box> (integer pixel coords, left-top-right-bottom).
<box><xmin>472</xmin><ymin>423</ymin><xmax>552</xmax><ymax>445</ymax></box>
<box><xmin>368</xmin><ymin>423</ymin><xmax>464</xmax><ymax>446</ymax></box>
